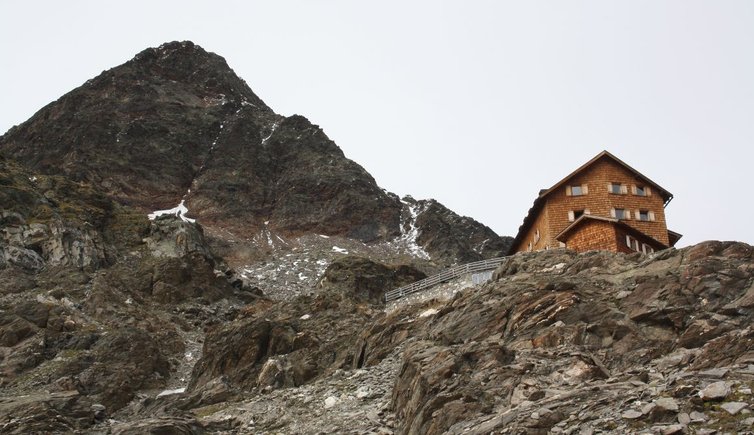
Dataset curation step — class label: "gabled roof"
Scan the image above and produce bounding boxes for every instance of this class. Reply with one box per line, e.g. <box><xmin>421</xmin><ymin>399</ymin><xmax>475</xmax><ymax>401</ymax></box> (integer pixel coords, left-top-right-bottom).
<box><xmin>554</xmin><ymin>214</ymin><xmax>669</xmax><ymax>250</ymax></box>
<box><xmin>508</xmin><ymin>150</ymin><xmax>675</xmax><ymax>254</ymax></box>
<box><xmin>544</xmin><ymin>150</ymin><xmax>673</xmax><ymax>204</ymax></box>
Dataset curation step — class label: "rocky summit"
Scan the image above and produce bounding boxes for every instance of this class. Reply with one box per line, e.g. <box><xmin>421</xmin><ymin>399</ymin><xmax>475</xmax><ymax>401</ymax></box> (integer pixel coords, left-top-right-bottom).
<box><xmin>0</xmin><ymin>41</ymin><xmax>752</xmax><ymax>435</ymax></box>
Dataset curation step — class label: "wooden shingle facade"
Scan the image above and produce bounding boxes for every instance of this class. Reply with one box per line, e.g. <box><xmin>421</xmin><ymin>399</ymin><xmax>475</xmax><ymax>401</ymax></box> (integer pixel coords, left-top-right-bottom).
<box><xmin>509</xmin><ymin>151</ymin><xmax>681</xmax><ymax>254</ymax></box>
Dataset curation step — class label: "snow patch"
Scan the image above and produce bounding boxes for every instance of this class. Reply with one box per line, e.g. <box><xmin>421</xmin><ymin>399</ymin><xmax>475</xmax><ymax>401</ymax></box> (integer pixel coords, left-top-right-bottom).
<box><xmin>332</xmin><ymin>246</ymin><xmax>349</xmax><ymax>254</ymax></box>
<box><xmin>148</xmin><ymin>200</ymin><xmax>195</xmax><ymax>223</ymax></box>
<box><xmin>157</xmin><ymin>387</ymin><xmax>186</xmax><ymax>398</ymax></box>
<box><xmin>419</xmin><ymin>308</ymin><xmax>439</xmax><ymax>318</ymax></box>
<box><xmin>262</xmin><ymin>122</ymin><xmax>279</xmax><ymax>145</ymax></box>
<box><xmin>397</xmin><ymin>201</ymin><xmax>430</xmax><ymax>260</ymax></box>
<box><xmin>300</xmin><ymin>314</ymin><xmax>311</xmax><ymax>320</ymax></box>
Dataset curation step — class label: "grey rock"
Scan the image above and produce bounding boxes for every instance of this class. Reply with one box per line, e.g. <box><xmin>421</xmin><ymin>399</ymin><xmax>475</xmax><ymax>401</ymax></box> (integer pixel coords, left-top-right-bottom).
<box><xmin>699</xmin><ymin>381</ymin><xmax>730</xmax><ymax>401</ymax></box>
<box><xmin>699</xmin><ymin>367</ymin><xmax>729</xmax><ymax>378</ymax></box>
<box><xmin>677</xmin><ymin>412</ymin><xmax>690</xmax><ymax>425</ymax></box>
<box><xmin>622</xmin><ymin>409</ymin><xmax>643</xmax><ymax>419</ymax></box>
<box><xmin>720</xmin><ymin>401</ymin><xmax>748</xmax><ymax>415</ymax></box>
<box><xmin>662</xmin><ymin>424</ymin><xmax>685</xmax><ymax>435</ymax></box>
<box><xmin>655</xmin><ymin>397</ymin><xmax>679</xmax><ymax>413</ymax></box>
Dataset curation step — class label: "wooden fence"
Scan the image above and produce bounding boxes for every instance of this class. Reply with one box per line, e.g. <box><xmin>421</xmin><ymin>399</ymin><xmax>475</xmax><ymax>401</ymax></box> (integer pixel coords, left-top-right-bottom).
<box><xmin>384</xmin><ymin>257</ymin><xmax>505</xmax><ymax>302</ymax></box>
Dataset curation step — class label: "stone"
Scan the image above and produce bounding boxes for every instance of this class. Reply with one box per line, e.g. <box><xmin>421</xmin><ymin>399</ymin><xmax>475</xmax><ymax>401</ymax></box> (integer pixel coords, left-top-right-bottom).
<box><xmin>622</xmin><ymin>410</ymin><xmax>643</xmax><ymax>419</ymax></box>
<box><xmin>324</xmin><ymin>396</ymin><xmax>338</xmax><ymax>409</ymax></box>
<box><xmin>689</xmin><ymin>411</ymin><xmax>707</xmax><ymax>423</ymax></box>
<box><xmin>647</xmin><ymin>398</ymin><xmax>679</xmax><ymax>422</ymax></box>
<box><xmin>662</xmin><ymin>424</ymin><xmax>684</xmax><ymax>435</ymax></box>
<box><xmin>699</xmin><ymin>367</ymin><xmax>729</xmax><ymax>378</ymax></box>
<box><xmin>677</xmin><ymin>412</ymin><xmax>690</xmax><ymax>425</ymax></box>
<box><xmin>720</xmin><ymin>401</ymin><xmax>748</xmax><ymax>415</ymax></box>
<box><xmin>655</xmin><ymin>398</ymin><xmax>679</xmax><ymax>413</ymax></box>
<box><xmin>699</xmin><ymin>381</ymin><xmax>730</xmax><ymax>401</ymax></box>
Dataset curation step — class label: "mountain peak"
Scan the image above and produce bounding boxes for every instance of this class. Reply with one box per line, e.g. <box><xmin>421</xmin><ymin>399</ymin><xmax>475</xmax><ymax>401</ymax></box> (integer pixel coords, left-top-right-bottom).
<box><xmin>0</xmin><ymin>43</ymin><xmax>511</xmax><ymax>267</ymax></box>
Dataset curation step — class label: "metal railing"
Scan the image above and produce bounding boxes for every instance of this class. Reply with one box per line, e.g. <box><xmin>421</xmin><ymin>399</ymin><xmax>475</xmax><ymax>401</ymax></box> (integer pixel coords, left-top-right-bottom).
<box><xmin>384</xmin><ymin>257</ymin><xmax>505</xmax><ymax>302</ymax></box>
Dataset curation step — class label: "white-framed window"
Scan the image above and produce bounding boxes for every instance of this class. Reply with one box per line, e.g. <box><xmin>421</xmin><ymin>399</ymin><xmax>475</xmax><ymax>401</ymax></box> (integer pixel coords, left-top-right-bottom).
<box><xmin>642</xmin><ymin>243</ymin><xmax>654</xmax><ymax>254</ymax></box>
<box><xmin>636</xmin><ymin>210</ymin><xmax>655</xmax><ymax>222</ymax></box>
<box><xmin>608</xmin><ymin>182</ymin><xmax>627</xmax><ymax>194</ymax></box>
<box><xmin>534</xmin><ymin>229</ymin><xmax>540</xmax><ymax>243</ymax></box>
<box><xmin>625</xmin><ymin>235</ymin><xmax>640</xmax><ymax>251</ymax></box>
<box><xmin>611</xmin><ymin>208</ymin><xmax>630</xmax><ymax>220</ymax></box>
<box><xmin>567</xmin><ymin>184</ymin><xmax>588</xmax><ymax>196</ymax></box>
<box><xmin>632</xmin><ymin>185</ymin><xmax>651</xmax><ymax>196</ymax></box>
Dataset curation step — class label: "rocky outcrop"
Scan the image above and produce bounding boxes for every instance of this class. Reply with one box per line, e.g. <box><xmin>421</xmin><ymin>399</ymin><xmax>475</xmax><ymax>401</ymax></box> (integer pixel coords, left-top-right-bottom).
<box><xmin>0</xmin><ymin>154</ymin><xmax>145</xmax><ymax>271</ymax></box>
<box><xmin>317</xmin><ymin>256</ymin><xmax>426</xmax><ymax>304</ymax></box>
<box><xmin>375</xmin><ymin>241</ymin><xmax>754</xmax><ymax>434</ymax></box>
<box><xmin>187</xmin><ymin>292</ymin><xmax>377</xmax><ymax>394</ymax></box>
<box><xmin>402</xmin><ymin>196</ymin><xmax>512</xmax><ymax>264</ymax></box>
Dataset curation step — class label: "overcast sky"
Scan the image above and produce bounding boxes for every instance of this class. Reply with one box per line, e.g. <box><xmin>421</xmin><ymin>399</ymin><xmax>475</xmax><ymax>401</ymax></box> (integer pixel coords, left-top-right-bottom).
<box><xmin>2</xmin><ymin>1</ymin><xmax>753</xmax><ymax>247</ymax></box>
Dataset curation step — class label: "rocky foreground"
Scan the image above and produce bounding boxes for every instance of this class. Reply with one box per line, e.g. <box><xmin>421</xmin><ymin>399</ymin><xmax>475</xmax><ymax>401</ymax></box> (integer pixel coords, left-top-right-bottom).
<box><xmin>3</xmin><ymin>230</ymin><xmax>754</xmax><ymax>434</ymax></box>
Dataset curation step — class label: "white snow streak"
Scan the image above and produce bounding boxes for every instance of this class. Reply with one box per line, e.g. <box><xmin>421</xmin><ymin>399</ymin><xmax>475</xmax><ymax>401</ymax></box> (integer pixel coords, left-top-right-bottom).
<box><xmin>262</xmin><ymin>122</ymin><xmax>279</xmax><ymax>145</ymax></box>
<box><xmin>148</xmin><ymin>200</ymin><xmax>195</xmax><ymax>223</ymax></box>
<box><xmin>398</xmin><ymin>201</ymin><xmax>430</xmax><ymax>260</ymax></box>
<box><xmin>156</xmin><ymin>387</ymin><xmax>186</xmax><ymax>398</ymax></box>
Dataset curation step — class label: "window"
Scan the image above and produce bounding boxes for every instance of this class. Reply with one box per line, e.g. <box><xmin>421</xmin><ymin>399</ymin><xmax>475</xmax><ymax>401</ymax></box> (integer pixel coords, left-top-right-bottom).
<box><xmin>642</xmin><ymin>243</ymin><xmax>654</xmax><ymax>254</ymax></box>
<box><xmin>636</xmin><ymin>210</ymin><xmax>655</xmax><ymax>222</ymax></box>
<box><xmin>633</xmin><ymin>185</ymin><xmax>650</xmax><ymax>196</ymax></box>
<box><xmin>568</xmin><ymin>209</ymin><xmax>590</xmax><ymax>222</ymax></box>
<box><xmin>567</xmin><ymin>184</ymin><xmax>588</xmax><ymax>196</ymax></box>
<box><xmin>625</xmin><ymin>235</ymin><xmax>640</xmax><ymax>251</ymax></box>
<box><xmin>527</xmin><ymin>242</ymin><xmax>533</xmax><ymax>251</ymax></box>
<box><xmin>612</xmin><ymin>208</ymin><xmax>629</xmax><ymax>220</ymax></box>
<box><xmin>609</xmin><ymin>182</ymin><xmax>627</xmax><ymax>194</ymax></box>
<box><xmin>534</xmin><ymin>229</ymin><xmax>540</xmax><ymax>243</ymax></box>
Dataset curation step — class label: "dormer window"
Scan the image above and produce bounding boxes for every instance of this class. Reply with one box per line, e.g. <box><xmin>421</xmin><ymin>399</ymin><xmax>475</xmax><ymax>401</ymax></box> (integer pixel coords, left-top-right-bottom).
<box><xmin>568</xmin><ymin>209</ymin><xmax>590</xmax><ymax>222</ymax></box>
<box><xmin>609</xmin><ymin>182</ymin><xmax>627</xmax><ymax>194</ymax></box>
<box><xmin>567</xmin><ymin>184</ymin><xmax>588</xmax><ymax>196</ymax></box>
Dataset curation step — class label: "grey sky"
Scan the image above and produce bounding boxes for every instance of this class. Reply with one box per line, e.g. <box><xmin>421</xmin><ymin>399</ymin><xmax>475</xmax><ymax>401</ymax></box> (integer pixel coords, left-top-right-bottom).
<box><xmin>2</xmin><ymin>1</ymin><xmax>753</xmax><ymax>246</ymax></box>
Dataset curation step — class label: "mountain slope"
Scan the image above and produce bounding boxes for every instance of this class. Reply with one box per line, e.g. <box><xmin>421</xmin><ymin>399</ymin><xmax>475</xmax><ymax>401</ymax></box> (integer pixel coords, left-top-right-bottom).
<box><xmin>0</xmin><ymin>41</ymin><xmax>523</xmax><ymax>433</ymax></box>
<box><xmin>0</xmin><ymin>41</ymin><xmax>511</xmax><ymax>270</ymax></box>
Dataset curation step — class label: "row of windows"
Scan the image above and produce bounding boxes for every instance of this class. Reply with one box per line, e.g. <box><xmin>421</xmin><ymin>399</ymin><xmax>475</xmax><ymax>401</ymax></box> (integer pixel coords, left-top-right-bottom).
<box><xmin>567</xmin><ymin>208</ymin><xmax>656</xmax><ymax>222</ymax></box>
<box><xmin>566</xmin><ymin>183</ymin><xmax>651</xmax><ymax>197</ymax></box>
<box><xmin>626</xmin><ymin>235</ymin><xmax>655</xmax><ymax>254</ymax></box>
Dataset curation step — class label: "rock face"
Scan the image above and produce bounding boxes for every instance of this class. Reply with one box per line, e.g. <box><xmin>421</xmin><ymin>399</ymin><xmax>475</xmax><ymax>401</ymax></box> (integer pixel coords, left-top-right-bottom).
<box><xmin>402</xmin><ymin>196</ymin><xmax>512</xmax><ymax>264</ymax></box>
<box><xmin>371</xmin><ymin>241</ymin><xmax>754</xmax><ymax>434</ymax></box>
<box><xmin>317</xmin><ymin>256</ymin><xmax>426</xmax><ymax>304</ymax></box>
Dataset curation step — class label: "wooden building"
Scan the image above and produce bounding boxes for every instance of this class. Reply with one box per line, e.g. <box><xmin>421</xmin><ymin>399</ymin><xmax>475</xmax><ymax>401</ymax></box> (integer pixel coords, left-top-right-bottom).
<box><xmin>508</xmin><ymin>151</ymin><xmax>682</xmax><ymax>254</ymax></box>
